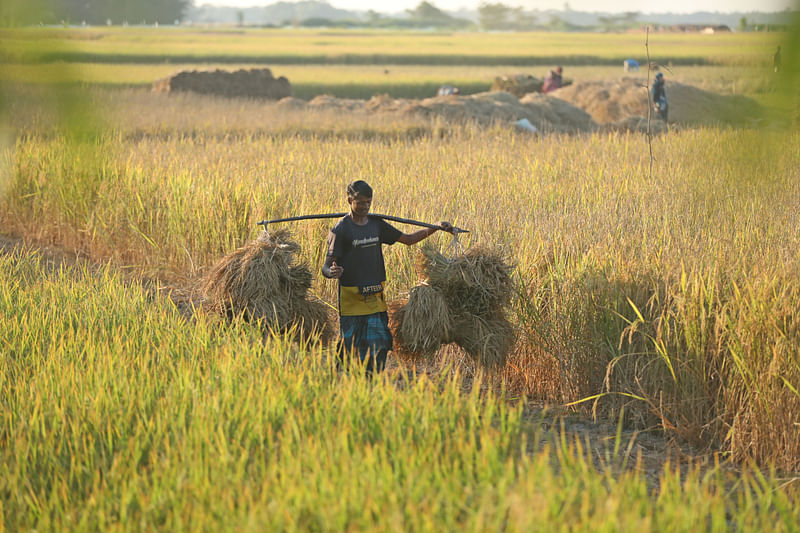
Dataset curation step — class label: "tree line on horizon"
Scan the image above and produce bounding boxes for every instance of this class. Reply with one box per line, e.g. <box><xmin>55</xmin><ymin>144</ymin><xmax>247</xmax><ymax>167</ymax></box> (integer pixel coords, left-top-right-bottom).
<box><xmin>1</xmin><ymin>0</ymin><xmax>795</xmax><ymax>30</ymax></box>
<box><xmin>2</xmin><ymin>0</ymin><xmax>189</xmax><ymax>26</ymax></box>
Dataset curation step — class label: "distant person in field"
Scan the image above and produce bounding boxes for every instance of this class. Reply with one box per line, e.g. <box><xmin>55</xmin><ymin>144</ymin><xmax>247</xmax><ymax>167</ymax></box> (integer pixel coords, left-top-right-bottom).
<box><xmin>541</xmin><ymin>66</ymin><xmax>563</xmax><ymax>93</ymax></box>
<box><xmin>650</xmin><ymin>72</ymin><xmax>668</xmax><ymax>122</ymax></box>
<box><xmin>773</xmin><ymin>46</ymin><xmax>782</xmax><ymax>73</ymax></box>
<box><xmin>322</xmin><ymin>180</ymin><xmax>453</xmax><ymax>374</ymax></box>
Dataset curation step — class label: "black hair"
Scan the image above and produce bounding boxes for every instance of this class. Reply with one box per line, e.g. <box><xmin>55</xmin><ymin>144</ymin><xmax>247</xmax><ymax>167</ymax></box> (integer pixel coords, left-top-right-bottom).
<box><xmin>347</xmin><ymin>180</ymin><xmax>372</xmax><ymax>199</ymax></box>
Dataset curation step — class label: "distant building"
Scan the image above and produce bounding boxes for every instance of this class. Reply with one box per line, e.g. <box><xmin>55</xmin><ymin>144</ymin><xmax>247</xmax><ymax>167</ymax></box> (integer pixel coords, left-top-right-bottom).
<box><xmin>701</xmin><ymin>25</ymin><xmax>731</xmax><ymax>33</ymax></box>
<box><xmin>669</xmin><ymin>24</ymin><xmax>731</xmax><ymax>33</ymax></box>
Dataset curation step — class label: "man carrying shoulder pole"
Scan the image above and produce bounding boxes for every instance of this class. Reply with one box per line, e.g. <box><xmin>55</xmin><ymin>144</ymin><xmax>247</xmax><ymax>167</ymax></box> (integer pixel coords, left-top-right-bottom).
<box><xmin>322</xmin><ymin>180</ymin><xmax>453</xmax><ymax>374</ymax></box>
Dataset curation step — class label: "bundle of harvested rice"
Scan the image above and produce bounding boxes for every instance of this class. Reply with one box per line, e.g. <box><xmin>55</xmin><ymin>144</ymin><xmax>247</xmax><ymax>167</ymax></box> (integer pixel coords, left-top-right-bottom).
<box><xmin>387</xmin><ymin>299</ymin><xmax>416</xmax><ymax>362</ymax></box>
<box><xmin>200</xmin><ymin>229</ymin><xmax>330</xmax><ymax>340</ymax></box>
<box><xmin>449</xmin><ymin>312</ymin><xmax>516</xmax><ymax>369</ymax></box>
<box><xmin>293</xmin><ymin>297</ymin><xmax>335</xmax><ymax>343</ymax></box>
<box><xmin>417</xmin><ymin>244</ymin><xmax>514</xmax><ymax>315</ymax></box>
<box><xmin>392</xmin><ymin>243</ymin><xmax>517</xmax><ymax>369</ymax></box>
<box><xmin>398</xmin><ymin>284</ymin><xmax>452</xmax><ymax>356</ymax></box>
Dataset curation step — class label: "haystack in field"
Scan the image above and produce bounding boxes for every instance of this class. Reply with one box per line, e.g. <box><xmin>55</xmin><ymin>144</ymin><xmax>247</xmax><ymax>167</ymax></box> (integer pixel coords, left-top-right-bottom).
<box><xmin>391</xmin><ymin>243</ymin><xmax>516</xmax><ymax>369</ymax></box>
<box><xmin>491</xmin><ymin>74</ymin><xmax>573</xmax><ymax>97</ymax></box>
<box><xmin>200</xmin><ymin>230</ymin><xmax>332</xmax><ymax>341</ymax></box>
<box><xmin>152</xmin><ymin>68</ymin><xmax>291</xmax><ymax>99</ymax></box>
<box><xmin>551</xmin><ymin>77</ymin><xmax>763</xmax><ymax>126</ymax></box>
<box><xmin>263</xmin><ymin>92</ymin><xmax>596</xmax><ymax>133</ymax></box>
<box><xmin>492</xmin><ymin>74</ymin><xmax>544</xmax><ymax>97</ymax></box>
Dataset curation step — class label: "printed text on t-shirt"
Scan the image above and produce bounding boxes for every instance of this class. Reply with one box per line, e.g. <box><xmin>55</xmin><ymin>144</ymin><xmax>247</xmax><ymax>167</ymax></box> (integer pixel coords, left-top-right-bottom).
<box><xmin>352</xmin><ymin>236</ymin><xmax>380</xmax><ymax>247</ymax></box>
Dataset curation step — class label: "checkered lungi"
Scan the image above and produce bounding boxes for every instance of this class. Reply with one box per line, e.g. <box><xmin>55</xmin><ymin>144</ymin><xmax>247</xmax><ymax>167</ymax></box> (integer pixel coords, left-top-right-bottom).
<box><xmin>337</xmin><ymin>311</ymin><xmax>393</xmax><ymax>372</ymax></box>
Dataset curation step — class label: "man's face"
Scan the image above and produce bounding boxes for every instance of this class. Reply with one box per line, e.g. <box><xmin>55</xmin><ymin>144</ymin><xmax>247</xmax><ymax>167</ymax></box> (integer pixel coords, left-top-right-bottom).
<box><xmin>348</xmin><ymin>194</ymin><xmax>372</xmax><ymax>217</ymax></box>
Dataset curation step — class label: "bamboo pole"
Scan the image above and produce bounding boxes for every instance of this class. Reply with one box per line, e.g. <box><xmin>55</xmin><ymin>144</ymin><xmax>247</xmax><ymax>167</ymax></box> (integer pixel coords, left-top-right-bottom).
<box><xmin>257</xmin><ymin>213</ymin><xmax>468</xmax><ymax>233</ymax></box>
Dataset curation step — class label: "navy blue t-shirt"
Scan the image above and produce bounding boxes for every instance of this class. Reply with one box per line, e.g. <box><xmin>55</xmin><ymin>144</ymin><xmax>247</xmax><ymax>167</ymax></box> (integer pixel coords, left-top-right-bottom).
<box><xmin>327</xmin><ymin>216</ymin><xmax>402</xmax><ymax>316</ymax></box>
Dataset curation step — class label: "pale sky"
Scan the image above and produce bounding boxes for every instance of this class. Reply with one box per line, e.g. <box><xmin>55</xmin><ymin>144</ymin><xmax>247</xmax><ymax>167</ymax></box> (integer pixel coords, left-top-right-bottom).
<box><xmin>202</xmin><ymin>0</ymin><xmax>798</xmax><ymax>14</ymax></box>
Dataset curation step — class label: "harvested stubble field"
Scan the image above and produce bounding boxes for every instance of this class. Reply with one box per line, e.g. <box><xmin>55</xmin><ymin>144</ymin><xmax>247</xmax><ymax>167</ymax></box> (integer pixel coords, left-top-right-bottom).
<box><xmin>2</xmin><ymin>26</ymin><xmax>800</xmax><ymax>531</ymax></box>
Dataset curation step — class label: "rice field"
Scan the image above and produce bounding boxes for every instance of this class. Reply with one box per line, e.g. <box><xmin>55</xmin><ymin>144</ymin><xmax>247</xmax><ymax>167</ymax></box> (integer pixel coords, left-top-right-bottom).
<box><xmin>3</xmin><ymin>247</ymin><xmax>798</xmax><ymax>530</ymax></box>
<box><xmin>0</xmin><ymin>62</ymin><xmax>780</xmax><ymax>103</ymax></box>
<box><xmin>1</xmin><ymin>26</ymin><xmax>800</xmax><ymax>530</ymax></box>
<box><xmin>0</xmin><ymin>27</ymin><xmax>784</xmax><ymax>66</ymax></box>
<box><xmin>0</xmin><ymin>26</ymin><xmax>787</xmax><ymax>101</ymax></box>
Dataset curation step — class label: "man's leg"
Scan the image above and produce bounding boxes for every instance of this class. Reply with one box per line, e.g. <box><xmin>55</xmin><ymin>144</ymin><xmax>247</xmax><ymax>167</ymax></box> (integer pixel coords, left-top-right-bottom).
<box><xmin>337</xmin><ymin>315</ymin><xmax>362</xmax><ymax>372</ymax></box>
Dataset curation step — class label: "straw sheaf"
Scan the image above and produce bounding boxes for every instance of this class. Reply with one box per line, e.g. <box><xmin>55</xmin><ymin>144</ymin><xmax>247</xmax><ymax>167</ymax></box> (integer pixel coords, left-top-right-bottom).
<box><xmin>448</xmin><ymin>312</ymin><xmax>516</xmax><ymax>369</ymax></box>
<box><xmin>200</xmin><ymin>229</ymin><xmax>330</xmax><ymax>339</ymax></box>
<box><xmin>293</xmin><ymin>297</ymin><xmax>335</xmax><ymax>343</ymax></box>
<box><xmin>387</xmin><ymin>299</ymin><xmax>419</xmax><ymax>363</ymax></box>
<box><xmin>398</xmin><ymin>285</ymin><xmax>452</xmax><ymax>356</ymax></box>
<box><xmin>418</xmin><ymin>244</ymin><xmax>514</xmax><ymax>315</ymax></box>
<box><xmin>389</xmin><ymin>244</ymin><xmax>516</xmax><ymax>369</ymax></box>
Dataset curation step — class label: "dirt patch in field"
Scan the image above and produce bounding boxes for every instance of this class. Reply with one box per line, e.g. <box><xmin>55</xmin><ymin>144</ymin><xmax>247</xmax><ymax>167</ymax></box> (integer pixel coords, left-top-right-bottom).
<box><xmin>153</xmin><ymin>68</ymin><xmax>291</xmax><ymax>100</ymax></box>
<box><xmin>280</xmin><ymin>91</ymin><xmax>597</xmax><ymax>134</ymax></box>
<box><xmin>551</xmin><ymin>77</ymin><xmax>763</xmax><ymax>126</ymax></box>
<box><xmin>387</xmin><ymin>344</ymin><xmax>717</xmax><ymax>490</ymax></box>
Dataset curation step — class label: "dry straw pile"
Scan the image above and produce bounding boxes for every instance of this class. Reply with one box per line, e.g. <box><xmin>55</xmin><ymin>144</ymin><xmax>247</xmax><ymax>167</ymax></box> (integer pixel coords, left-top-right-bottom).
<box><xmin>275</xmin><ymin>92</ymin><xmax>597</xmax><ymax>133</ymax></box>
<box><xmin>391</xmin><ymin>244</ymin><xmax>516</xmax><ymax>369</ymax></box>
<box><xmin>200</xmin><ymin>230</ymin><xmax>332</xmax><ymax>341</ymax></box>
<box><xmin>491</xmin><ymin>74</ymin><xmax>545</xmax><ymax>97</ymax></box>
<box><xmin>491</xmin><ymin>73</ymin><xmax>573</xmax><ymax>97</ymax></box>
<box><xmin>152</xmin><ymin>68</ymin><xmax>291</xmax><ymax>99</ymax></box>
<box><xmin>552</xmin><ymin>77</ymin><xmax>763</xmax><ymax>126</ymax></box>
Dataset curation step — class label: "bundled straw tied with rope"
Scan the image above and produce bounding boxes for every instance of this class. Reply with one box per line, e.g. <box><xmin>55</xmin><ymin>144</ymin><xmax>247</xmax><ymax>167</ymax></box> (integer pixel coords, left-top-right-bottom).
<box><xmin>418</xmin><ymin>245</ymin><xmax>514</xmax><ymax>314</ymax></box>
<box><xmin>396</xmin><ymin>284</ymin><xmax>452</xmax><ymax>357</ymax></box>
<box><xmin>199</xmin><ymin>229</ymin><xmax>332</xmax><ymax>341</ymax></box>
<box><xmin>448</xmin><ymin>312</ymin><xmax>516</xmax><ymax>369</ymax></box>
<box><xmin>392</xmin><ymin>243</ymin><xmax>517</xmax><ymax>369</ymax></box>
